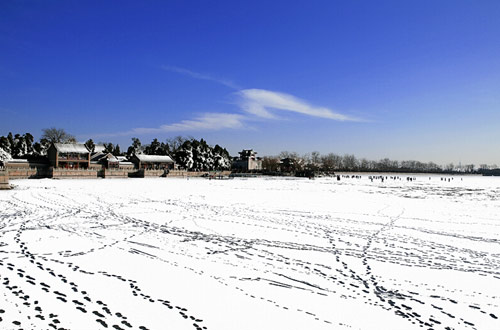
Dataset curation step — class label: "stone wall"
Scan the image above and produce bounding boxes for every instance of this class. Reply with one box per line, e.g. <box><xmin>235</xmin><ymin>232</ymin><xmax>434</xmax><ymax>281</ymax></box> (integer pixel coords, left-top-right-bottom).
<box><xmin>1</xmin><ymin>167</ymin><xmax>232</xmax><ymax>182</ymax></box>
<box><xmin>52</xmin><ymin>169</ymin><xmax>99</xmax><ymax>179</ymax></box>
<box><xmin>144</xmin><ymin>169</ymin><xmax>168</xmax><ymax>177</ymax></box>
<box><xmin>7</xmin><ymin>167</ymin><xmax>50</xmax><ymax>179</ymax></box>
<box><xmin>0</xmin><ymin>170</ymin><xmax>10</xmax><ymax>190</ymax></box>
<box><xmin>104</xmin><ymin>169</ymin><xmax>132</xmax><ymax>178</ymax></box>
<box><xmin>167</xmin><ymin>170</ymin><xmax>232</xmax><ymax>178</ymax></box>
<box><xmin>89</xmin><ymin>163</ymin><xmax>103</xmax><ymax>170</ymax></box>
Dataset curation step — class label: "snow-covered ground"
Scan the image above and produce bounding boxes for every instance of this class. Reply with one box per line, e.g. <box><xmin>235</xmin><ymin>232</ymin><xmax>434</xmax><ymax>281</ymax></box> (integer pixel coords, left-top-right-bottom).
<box><xmin>0</xmin><ymin>175</ymin><xmax>499</xmax><ymax>330</ymax></box>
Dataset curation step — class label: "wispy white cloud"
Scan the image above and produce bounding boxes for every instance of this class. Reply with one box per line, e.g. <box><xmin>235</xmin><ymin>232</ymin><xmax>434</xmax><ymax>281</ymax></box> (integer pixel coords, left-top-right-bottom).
<box><xmin>134</xmin><ymin>112</ymin><xmax>246</xmax><ymax>133</ymax></box>
<box><xmin>161</xmin><ymin>65</ymin><xmax>240</xmax><ymax>90</ymax></box>
<box><xmin>93</xmin><ymin>70</ymin><xmax>363</xmax><ymax>138</ymax></box>
<box><xmin>93</xmin><ymin>113</ymin><xmax>247</xmax><ymax>138</ymax></box>
<box><xmin>237</xmin><ymin>89</ymin><xmax>360</xmax><ymax>121</ymax></box>
<box><xmin>120</xmin><ymin>88</ymin><xmax>360</xmax><ymax>137</ymax></box>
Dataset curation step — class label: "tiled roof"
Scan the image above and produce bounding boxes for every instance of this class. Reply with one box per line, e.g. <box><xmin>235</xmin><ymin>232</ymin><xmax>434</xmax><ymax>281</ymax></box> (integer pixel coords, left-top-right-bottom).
<box><xmin>54</xmin><ymin>143</ymin><xmax>89</xmax><ymax>154</ymax></box>
<box><xmin>135</xmin><ymin>154</ymin><xmax>174</xmax><ymax>163</ymax></box>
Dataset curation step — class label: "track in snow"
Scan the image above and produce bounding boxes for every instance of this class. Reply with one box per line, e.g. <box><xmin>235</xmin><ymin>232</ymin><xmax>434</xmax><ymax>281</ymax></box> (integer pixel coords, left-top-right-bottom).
<box><xmin>0</xmin><ymin>176</ymin><xmax>499</xmax><ymax>330</ymax></box>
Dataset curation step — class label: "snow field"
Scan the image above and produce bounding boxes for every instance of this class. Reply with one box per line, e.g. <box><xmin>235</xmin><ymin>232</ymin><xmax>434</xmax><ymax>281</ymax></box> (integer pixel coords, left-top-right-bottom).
<box><xmin>0</xmin><ymin>175</ymin><xmax>499</xmax><ymax>330</ymax></box>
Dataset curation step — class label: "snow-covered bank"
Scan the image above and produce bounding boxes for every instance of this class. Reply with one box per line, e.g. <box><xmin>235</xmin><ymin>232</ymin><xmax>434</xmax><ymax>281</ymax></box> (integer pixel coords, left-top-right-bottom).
<box><xmin>1</xmin><ymin>176</ymin><xmax>499</xmax><ymax>330</ymax></box>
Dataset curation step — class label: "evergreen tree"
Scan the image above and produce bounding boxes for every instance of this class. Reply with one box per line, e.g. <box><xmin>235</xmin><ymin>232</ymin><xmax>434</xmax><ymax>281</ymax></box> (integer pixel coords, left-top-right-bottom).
<box><xmin>32</xmin><ymin>142</ymin><xmax>43</xmax><ymax>155</ymax></box>
<box><xmin>12</xmin><ymin>134</ymin><xmax>25</xmax><ymax>158</ymax></box>
<box><xmin>85</xmin><ymin>139</ymin><xmax>95</xmax><ymax>152</ymax></box>
<box><xmin>0</xmin><ymin>135</ymin><xmax>11</xmax><ymax>154</ymax></box>
<box><xmin>160</xmin><ymin>142</ymin><xmax>171</xmax><ymax>156</ymax></box>
<box><xmin>24</xmin><ymin>133</ymin><xmax>34</xmax><ymax>155</ymax></box>
<box><xmin>144</xmin><ymin>138</ymin><xmax>161</xmax><ymax>155</ymax></box>
<box><xmin>113</xmin><ymin>144</ymin><xmax>122</xmax><ymax>156</ymax></box>
<box><xmin>172</xmin><ymin>138</ymin><xmax>231</xmax><ymax>171</ymax></box>
<box><xmin>7</xmin><ymin>132</ymin><xmax>14</xmax><ymax>151</ymax></box>
<box><xmin>0</xmin><ymin>147</ymin><xmax>12</xmax><ymax>163</ymax></box>
<box><xmin>127</xmin><ymin>138</ymin><xmax>142</xmax><ymax>157</ymax></box>
<box><xmin>104</xmin><ymin>143</ymin><xmax>114</xmax><ymax>154</ymax></box>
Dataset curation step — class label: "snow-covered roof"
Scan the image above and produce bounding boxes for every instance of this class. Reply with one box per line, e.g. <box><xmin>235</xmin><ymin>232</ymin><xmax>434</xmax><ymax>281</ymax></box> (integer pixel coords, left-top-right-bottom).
<box><xmin>116</xmin><ymin>156</ymin><xmax>128</xmax><ymax>162</ymax></box>
<box><xmin>94</xmin><ymin>145</ymin><xmax>106</xmax><ymax>153</ymax></box>
<box><xmin>6</xmin><ymin>159</ymin><xmax>28</xmax><ymax>163</ymax></box>
<box><xmin>135</xmin><ymin>154</ymin><xmax>174</xmax><ymax>163</ymax></box>
<box><xmin>91</xmin><ymin>152</ymin><xmax>117</xmax><ymax>162</ymax></box>
<box><xmin>54</xmin><ymin>143</ymin><xmax>89</xmax><ymax>154</ymax></box>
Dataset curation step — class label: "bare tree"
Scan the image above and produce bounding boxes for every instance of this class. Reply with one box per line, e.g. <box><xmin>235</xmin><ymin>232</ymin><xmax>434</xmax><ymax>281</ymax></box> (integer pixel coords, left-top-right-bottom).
<box><xmin>41</xmin><ymin>128</ymin><xmax>76</xmax><ymax>144</ymax></box>
<box><xmin>444</xmin><ymin>163</ymin><xmax>455</xmax><ymax>172</ymax></box>
<box><xmin>321</xmin><ymin>153</ymin><xmax>342</xmax><ymax>172</ymax></box>
<box><xmin>359</xmin><ymin>158</ymin><xmax>371</xmax><ymax>171</ymax></box>
<box><xmin>378</xmin><ymin>158</ymin><xmax>393</xmax><ymax>171</ymax></box>
<box><xmin>166</xmin><ymin>136</ymin><xmax>190</xmax><ymax>153</ymax></box>
<box><xmin>278</xmin><ymin>151</ymin><xmax>302</xmax><ymax>172</ymax></box>
<box><xmin>464</xmin><ymin>164</ymin><xmax>475</xmax><ymax>173</ymax></box>
<box><xmin>310</xmin><ymin>151</ymin><xmax>321</xmax><ymax>170</ymax></box>
<box><xmin>342</xmin><ymin>154</ymin><xmax>358</xmax><ymax>171</ymax></box>
<box><xmin>278</xmin><ymin>151</ymin><xmax>299</xmax><ymax>160</ymax></box>
<box><xmin>262</xmin><ymin>156</ymin><xmax>280</xmax><ymax>172</ymax></box>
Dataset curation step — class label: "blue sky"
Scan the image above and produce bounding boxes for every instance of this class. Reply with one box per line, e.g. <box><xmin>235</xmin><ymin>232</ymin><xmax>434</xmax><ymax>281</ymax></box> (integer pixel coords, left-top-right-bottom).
<box><xmin>1</xmin><ymin>0</ymin><xmax>499</xmax><ymax>165</ymax></box>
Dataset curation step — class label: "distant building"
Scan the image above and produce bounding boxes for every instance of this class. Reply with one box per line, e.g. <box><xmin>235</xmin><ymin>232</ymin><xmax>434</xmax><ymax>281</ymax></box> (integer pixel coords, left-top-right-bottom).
<box><xmin>90</xmin><ymin>152</ymin><xmax>135</xmax><ymax>170</ymax></box>
<box><xmin>131</xmin><ymin>154</ymin><xmax>175</xmax><ymax>170</ymax></box>
<box><xmin>232</xmin><ymin>149</ymin><xmax>262</xmax><ymax>171</ymax></box>
<box><xmin>90</xmin><ymin>152</ymin><xmax>116</xmax><ymax>169</ymax></box>
<box><xmin>47</xmin><ymin>143</ymin><xmax>90</xmax><ymax>169</ymax></box>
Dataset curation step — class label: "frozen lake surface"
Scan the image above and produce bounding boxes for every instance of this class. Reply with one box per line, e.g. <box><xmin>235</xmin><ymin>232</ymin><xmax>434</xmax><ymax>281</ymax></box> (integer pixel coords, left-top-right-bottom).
<box><xmin>0</xmin><ymin>175</ymin><xmax>499</xmax><ymax>330</ymax></box>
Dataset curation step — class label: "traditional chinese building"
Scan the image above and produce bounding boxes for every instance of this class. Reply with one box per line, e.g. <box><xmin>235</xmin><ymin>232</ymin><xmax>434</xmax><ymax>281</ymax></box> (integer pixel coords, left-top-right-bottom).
<box><xmin>90</xmin><ymin>152</ymin><xmax>134</xmax><ymax>170</ymax></box>
<box><xmin>131</xmin><ymin>154</ymin><xmax>175</xmax><ymax>170</ymax></box>
<box><xmin>47</xmin><ymin>143</ymin><xmax>90</xmax><ymax>169</ymax></box>
<box><xmin>232</xmin><ymin>149</ymin><xmax>262</xmax><ymax>171</ymax></box>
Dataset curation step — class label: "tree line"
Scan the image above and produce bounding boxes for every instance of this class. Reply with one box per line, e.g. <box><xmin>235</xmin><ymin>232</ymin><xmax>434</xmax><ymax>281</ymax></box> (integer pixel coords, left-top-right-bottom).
<box><xmin>0</xmin><ymin>128</ymin><xmax>232</xmax><ymax>171</ymax></box>
<box><xmin>262</xmin><ymin>151</ymin><xmax>496</xmax><ymax>174</ymax></box>
<box><xmin>1</xmin><ymin>128</ymin><xmax>497</xmax><ymax>173</ymax></box>
<box><xmin>0</xmin><ymin>128</ymin><xmax>76</xmax><ymax>161</ymax></box>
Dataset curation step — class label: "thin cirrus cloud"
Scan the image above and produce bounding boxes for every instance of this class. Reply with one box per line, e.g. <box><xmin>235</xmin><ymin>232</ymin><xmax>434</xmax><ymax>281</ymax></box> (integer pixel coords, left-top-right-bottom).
<box><xmin>99</xmin><ymin>67</ymin><xmax>361</xmax><ymax>137</ymax></box>
<box><xmin>130</xmin><ymin>113</ymin><xmax>246</xmax><ymax>135</ymax></box>
<box><xmin>91</xmin><ymin>113</ymin><xmax>247</xmax><ymax>138</ymax></box>
<box><xmin>236</xmin><ymin>89</ymin><xmax>359</xmax><ymax>121</ymax></box>
<box><xmin>161</xmin><ymin>65</ymin><xmax>241</xmax><ymax>90</ymax></box>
